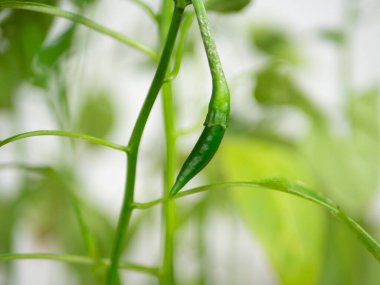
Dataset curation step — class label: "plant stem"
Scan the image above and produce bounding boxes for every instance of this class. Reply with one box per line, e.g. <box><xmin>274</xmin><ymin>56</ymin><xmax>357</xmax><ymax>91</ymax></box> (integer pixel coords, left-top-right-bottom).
<box><xmin>159</xmin><ymin>1</ymin><xmax>178</xmax><ymax>284</ymax></box>
<box><xmin>0</xmin><ymin>253</ymin><xmax>161</xmax><ymax>276</ymax></box>
<box><xmin>132</xmin><ymin>178</ymin><xmax>380</xmax><ymax>262</ymax></box>
<box><xmin>0</xmin><ymin>130</ymin><xmax>128</xmax><ymax>152</ymax></box>
<box><xmin>192</xmin><ymin>0</ymin><xmax>230</xmax><ymax>124</ymax></box>
<box><xmin>105</xmin><ymin>6</ymin><xmax>184</xmax><ymax>284</ymax></box>
<box><xmin>161</xmin><ymin>83</ymin><xmax>176</xmax><ymax>285</ymax></box>
<box><xmin>192</xmin><ymin>0</ymin><xmax>226</xmax><ymax>84</ymax></box>
<box><xmin>165</xmin><ymin>12</ymin><xmax>195</xmax><ymax>83</ymax></box>
<box><xmin>134</xmin><ymin>179</ymin><xmax>338</xmax><ymax>211</ymax></box>
<box><xmin>0</xmin><ymin>1</ymin><xmax>158</xmax><ymax>60</ymax></box>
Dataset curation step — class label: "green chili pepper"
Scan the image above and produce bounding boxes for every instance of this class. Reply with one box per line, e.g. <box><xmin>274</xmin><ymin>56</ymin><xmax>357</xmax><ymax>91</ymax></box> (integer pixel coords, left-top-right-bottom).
<box><xmin>170</xmin><ymin>0</ymin><xmax>230</xmax><ymax>196</ymax></box>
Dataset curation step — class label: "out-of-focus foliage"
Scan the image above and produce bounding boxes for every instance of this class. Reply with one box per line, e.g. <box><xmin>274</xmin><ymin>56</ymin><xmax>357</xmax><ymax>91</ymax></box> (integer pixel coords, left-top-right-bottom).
<box><xmin>1</xmin><ymin>0</ymin><xmax>379</xmax><ymax>284</ymax></box>
<box><xmin>253</xmin><ymin>63</ymin><xmax>324</xmax><ymax>124</ymax></box>
<box><xmin>319</xmin><ymin>28</ymin><xmax>346</xmax><ymax>46</ymax></box>
<box><xmin>33</xmin><ymin>24</ymin><xmax>76</xmax><ymax>86</ymax></box>
<box><xmin>216</xmin><ymin>138</ymin><xmax>326</xmax><ymax>285</ymax></box>
<box><xmin>205</xmin><ymin>0</ymin><xmax>251</xmax><ymax>13</ymax></box>
<box><xmin>76</xmin><ymin>91</ymin><xmax>116</xmax><ymax>139</ymax></box>
<box><xmin>250</xmin><ymin>25</ymin><xmax>299</xmax><ymax>64</ymax></box>
<box><xmin>302</xmin><ymin>88</ymin><xmax>380</xmax><ymax>216</ymax></box>
<box><xmin>0</xmin><ymin>0</ymin><xmax>57</xmax><ymax>108</ymax></box>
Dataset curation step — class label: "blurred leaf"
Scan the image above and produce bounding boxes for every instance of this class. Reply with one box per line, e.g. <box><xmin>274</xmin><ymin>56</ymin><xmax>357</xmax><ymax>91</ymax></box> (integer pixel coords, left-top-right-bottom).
<box><xmin>253</xmin><ymin>64</ymin><xmax>325</xmax><ymax>123</ymax></box>
<box><xmin>254</xmin><ymin>64</ymin><xmax>302</xmax><ymax>105</ymax></box>
<box><xmin>21</xmin><ymin>170</ymin><xmax>114</xmax><ymax>283</ymax></box>
<box><xmin>0</xmin><ymin>0</ymin><xmax>57</xmax><ymax>108</ymax></box>
<box><xmin>0</xmin><ymin>196</ymin><xmax>19</xmax><ymax>279</ymax></box>
<box><xmin>301</xmin><ymin>88</ymin><xmax>380</xmax><ymax>216</ymax></box>
<box><xmin>251</xmin><ymin>25</ymin><xmax>299</xmax><ymax>63</ymax></box>
<box><xmin>23</xmin><ymin>172</ymin><xmax>72</xmax><ymax>240</ymax></box>
<box><xmin>33</xmin><ymin>24</ymin><xmax>76</xmax><ymax>86</ymax></box>
<box><xmin>319</xmin><ymin>217</ymin><xmax>380</xmax><ymax>285</ymax></box>
<box><xmin>77</xmin><ymin>92</ymin><xmax>116</xmax><ymax>139</ymax></box>
<box><xmin>70</xmin><ymin>0</ymin><xmax>97</xmax><ymax>9</ymax></box>
<box><xmin>347</xmin><ymin>87</ymin><xmax>380</xmax><ymax>136</ymax></box>
<box><xmin>205</xmin><ymin>0</ymin><xmax>251</xmax><ymax>13</ymax></box>
<box><xmin>0</xmin><ymin>197</ymin><xmax>17</xmax><ymax>252</ymax></box>
<box><xmin>216</xmin><ymin>137</ymin><xmax>326</xmax><ymax>285</ymax></box>
<box><xmin>319</xmin><ymin>28</ymin><xmax>346</xmax><ymax>45</ymax></box>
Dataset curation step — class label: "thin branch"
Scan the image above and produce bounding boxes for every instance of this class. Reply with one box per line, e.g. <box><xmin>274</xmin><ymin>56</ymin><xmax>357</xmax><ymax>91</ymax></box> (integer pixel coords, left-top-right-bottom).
<box><xmin>130</xmin><ymin>0</ymin><xmax>158</xmax><ymax>22</ymax></box>
<box><xmin>0</xmin><ymin>162</ymin><xmax>52</xmax><ymax>173</ymax></box>
<box><xmin>0</xmin><ymin>130</ymin><xmax>128</xmax><ymax>152</ymax></box>
<box><xmin>0</xmin><ymin>1</ymin><xmax>158</xmax><ymax>61</ymax></box>
<box><xmin>132</xmin><ymin>176</ymin><xmax>380</xmax><ymax>262</ymax></box>
<box><xmin>164</xmin><ymin>12</ymin><xmax>194</xmax><ymax>83</ymax></box>
<box><xmin>106</xmin><ymin>6</ymin><xmax>185</xmax><ymax>284</ymax></box>
<box><xmin>0</xmin><ymin>253</ymin><xmax>161</xmax><ymax>276</ymax></box>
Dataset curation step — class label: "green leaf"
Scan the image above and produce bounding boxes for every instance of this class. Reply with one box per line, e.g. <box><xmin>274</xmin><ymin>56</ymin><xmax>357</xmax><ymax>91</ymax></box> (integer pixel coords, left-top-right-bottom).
<box><xmin>251</xmin><ymin>25</ymin><xmax>299</xmax><ymax>63</ymax></box>
<box><xmin>253</xmin><ymin>64</ymin><xmax>324</xmax><ymax>123</ymax></box>
<box><xmin>254</xmin><ymin>64</ymin><xmax>302</xmax><ymax>105</ymax></box>
<box><xmin>77</xmin><ymin>92</ymin><xmax>116</xmax><ymax>139</ymax></box>
<box><xmin>347</xmin><ymin>87</ymin><xmax>380</xmax><ymax>136</ymax></box>
<box><xmin>0</xmin><ymin>1</ymin><xmax>57</xmax><ymax>108</ymax></box>
<box><xmin>216</xmin><ymin>137</ymin><xmax>326</xmax><ymax>285</ymax></box>
<box><xmin>301</xmin><ymin>88</ymin><xmax>380</xmax><ymax>216</ymax></box>
<box><xmin>33</xmin><ymin>24</ymin><xmax>76</xmax><ymax>86</ymax></box>
<box><xmin>205</xmin><ymin>0</ymin><xmax>251</xmax><ymax>13</ymax></box>
<box><xmin>0</xmin><ymin>1</ymin><xmax>158</xmax><ymax>60</ymax></box>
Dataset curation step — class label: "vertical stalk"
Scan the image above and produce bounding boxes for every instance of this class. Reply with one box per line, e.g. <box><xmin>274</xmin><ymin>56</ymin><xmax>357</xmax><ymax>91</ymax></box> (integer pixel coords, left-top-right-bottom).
<box><xmin>106</xmin><ymin>5</ymin><xmax>184</xmax><ymax>285</ymax></box>
<box><xmin>160</xmin><ymin>1</ymin><xmax>176</xmax><ymax>284</ymax></box>
<box><xmin>192</xmin><ymin>0</ymin><xmax>226</xmax><ymax>84</ymax></box>
<box><xmin>161</xmin><ymin>83</ymin><xmax>176</xmax><ymax>285</ymax></box>
<box><xmin>192</xmin><ymin>0</ymin><xmax>229</xmax><ymax>128</ymax></box>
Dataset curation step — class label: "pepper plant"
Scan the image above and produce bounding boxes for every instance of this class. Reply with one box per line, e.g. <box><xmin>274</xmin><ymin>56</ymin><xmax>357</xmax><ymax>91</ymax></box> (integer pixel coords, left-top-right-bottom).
<box><xmin>0</xmin><ymin>0</ymin><xmax>379</xmax><ymax>284</ymax></box>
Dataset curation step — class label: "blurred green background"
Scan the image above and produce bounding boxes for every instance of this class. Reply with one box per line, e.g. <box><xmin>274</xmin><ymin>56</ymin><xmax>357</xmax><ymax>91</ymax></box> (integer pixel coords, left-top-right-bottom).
<box><xmin>1</xmin><ymin>0</ymin><xmax>380</xmax><ymax>284</ymax></box>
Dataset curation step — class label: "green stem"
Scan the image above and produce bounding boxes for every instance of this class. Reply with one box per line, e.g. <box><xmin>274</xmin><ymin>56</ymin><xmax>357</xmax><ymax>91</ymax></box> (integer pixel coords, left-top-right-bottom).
<box><xmin>0</xmin><ymin>130</ymin><xmax>127</xmax><ymax>152</ymax></box>
<box><xmin>105</xmin><ymin>6</ymin><xmax>184</xmax><ymax>284</ymax></box>
<box><xmin>131</xmin><ymin>177</ymin><xmax>380</xmax><ymax>262</ymax></box>
<box><xmin>192</xmin><ymin>0</ymin><xmax>224</xmax><ymax>81</ymax></box>
<box><xmin>161</xmin><ymin>83</ymin><xmax>176</xmax><ymax>285</ymax></box>
<box><xmin>159</xmin><ymin>1</ymin><xmax>179</xmax><ymax>284</ymax></box>
<box><xmin>0</xmin><ymin>1</ymin><xmax>158</xmax><ymax>60</ymax></box>
<box><xmin>192</xmin><ymin>0</ymin><xmax>229</xmax><ymax>127</ymax></box>
<box><xmin>133</xmin><ymin>179</ymin><xmax>337</xmax><ymax>211</ymax></box>
<box><xmin>164</xmin><ymin>12</ymin><xmax>195</xmax><ymax>83</ymax></box>
<box><xmin>0</xmin><ymin>253</ymin><xmax>161</xmax><ymax>276</ymax></box>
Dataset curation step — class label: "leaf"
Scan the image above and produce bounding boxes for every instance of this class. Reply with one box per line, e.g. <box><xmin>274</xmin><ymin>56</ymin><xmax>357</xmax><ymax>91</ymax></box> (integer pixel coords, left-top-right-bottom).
<box><xmin>33</xmin><ymin>24</ymin><xmax>76</xmax><ymax>86</ymax></box>
<box><xmin>347</xmin><ymin>87</ymin><xmax>380</xmax><ymax>136</ymax></box>
<box><xmin>205</xmin><ymin>0</ymin><xmax>252</xmax><ymax>13</ymax></box>
<box><xmin>301</xmin><ymin>88</ymin><xmax>380</xmax><ymax>216</ymax></box>
<box><xmin>76</xmin><ymin>91</ymin><xmax>116</xmax><ymax>139</ymax></box>
<box><xmin>0</xmin><ymin>1</ymin><xmax>157</xmax><ymax>60</ymax></box>
<box><xmin>251</xmin><ymin>25</ymin><xmax>299</xmax><ymax>63</ymax></box>
<box><xmin>0</xmin><ymin>1</ymin><xmax>57</xmax><ymax>108</ymax></box>
<box><xmin>216</xmin><ymin>137</ymin><xmax>326</xmax><ymax>285</ymax></box>
<box><xmin>253</xmin><ymin>64</ymin><xmax>325</xmax><ymax>123</ymax></box>
<box><xmin>254</xmin><ymin>64</ymin><xmax>302</xmax><ymax>105</ymax></box>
